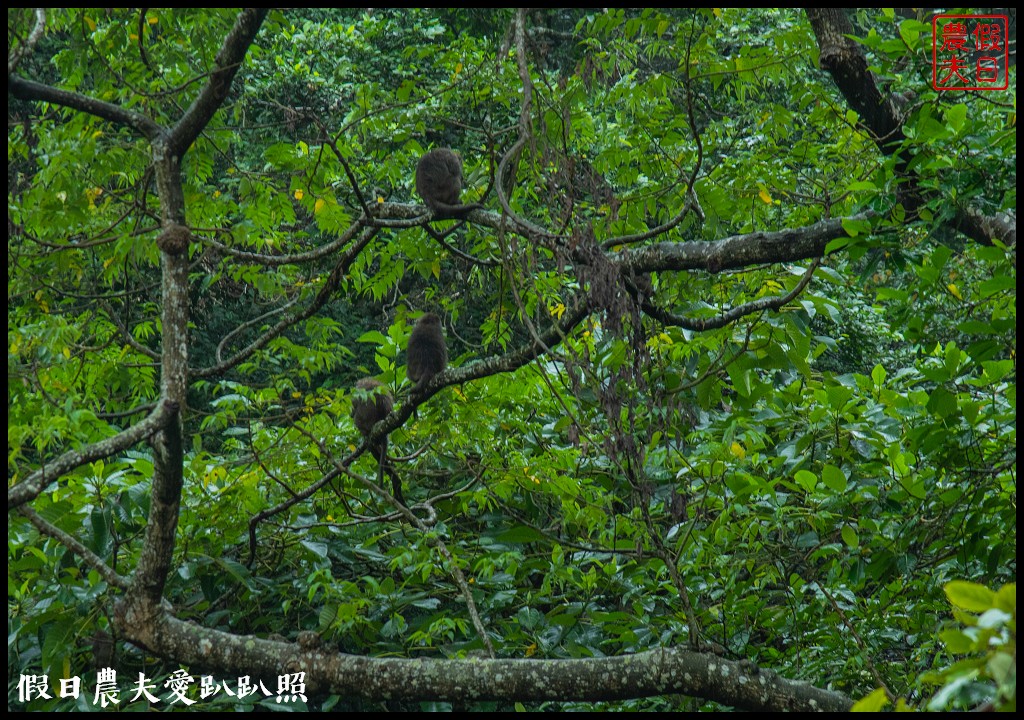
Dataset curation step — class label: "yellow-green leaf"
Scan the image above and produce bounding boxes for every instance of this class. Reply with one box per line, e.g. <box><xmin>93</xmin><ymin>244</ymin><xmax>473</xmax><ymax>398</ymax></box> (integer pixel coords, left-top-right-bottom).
<box><xmin>852</xmin><ymin>687</ymin><xmax>889</xmax><ymax>712</ymax></box>
<box><xmin>945</xmin><ymin>580</ymin><xmax>995</xmax><ymax>612</ymax></box>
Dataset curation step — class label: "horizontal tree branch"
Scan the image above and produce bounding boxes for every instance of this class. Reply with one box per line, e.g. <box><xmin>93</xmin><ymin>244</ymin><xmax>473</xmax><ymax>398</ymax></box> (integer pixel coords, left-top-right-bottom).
<box><xmin>124</xmin><ymin>606</ymin><xmax>852</xmax><ymax>711</ymax></box>
<box><xmin>627</xmin><ymin>213</ymin><xmax>871</xmax><ymax>273</ymax></box>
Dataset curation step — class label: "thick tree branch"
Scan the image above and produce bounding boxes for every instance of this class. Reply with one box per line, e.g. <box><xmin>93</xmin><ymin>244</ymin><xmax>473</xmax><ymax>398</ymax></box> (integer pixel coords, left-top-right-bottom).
<box><xmin>166</xmin><ymin>8</ymin><xmax>268</xmax><ymax>157</ymax></box>
<box><xmin>952</xmin><ymin>207</ymin><xmax>1016</xmax><ymax>247</ymax></box>
<box><xmin>8</xmin><ymin>76</ymin><xmax>163</xmax><ymax>140</ymax></box>
<box><xmin>359</xmin><ymin>213</ymin><xmax>845</xmax><ymax>450</ymax></box>
<box><xmin>132</xmin><ymin>403</ymin><xmax>183</xmax><ymax>603</ymax></box>
<box><xmin>119</xmin><ymin>608</ymin><xmax>852</xmax><ymax>711</ymax></box>
<box><xmin>8</xmin><ymin>399</ymin><xmax>178</xmax><ymax>509</ymax></box>
<box><xmin>130</xmin><ymin>7</ymin><xmax>267</xmax><ymax>611</ymax></box>
<box><xmin>626</xmin><ymin>214</ymin><xmax>869</xmax><ymax>274</ymax></box>
<box><xmin>806</xmin><ymin>9</ymin><xmax>905</xmax><ymax>156</ymax></box>
<box><xmin>806</xmin><ymin>8</ymin><xmax>1015</xmax><ymax>246</ymax></box>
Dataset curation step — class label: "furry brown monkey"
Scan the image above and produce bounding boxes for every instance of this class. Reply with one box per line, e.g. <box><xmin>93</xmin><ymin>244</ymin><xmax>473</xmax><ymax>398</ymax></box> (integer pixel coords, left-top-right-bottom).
<box><xmin>351</xmin><ymin>378</ymin><xmax>403</xmax><ymax>502</ymax></box>
<box><xmin>91</xmin><ymin>629</ymin><xmax>115</xmax><ymax>670</ymax></box>
<box><xmin>415</xmin><ymin>148</ymin><xmax>483</xmax><ymax>218</ymax></box>
<box><xmin>351</xmin><ymin>378</ymin><xmax>393</xmax><ymax>438</ymax></box>
<box><xmin>406</xmin><ymin>313</ymin><xmax>448</xmax><ymax>388</ymax></box>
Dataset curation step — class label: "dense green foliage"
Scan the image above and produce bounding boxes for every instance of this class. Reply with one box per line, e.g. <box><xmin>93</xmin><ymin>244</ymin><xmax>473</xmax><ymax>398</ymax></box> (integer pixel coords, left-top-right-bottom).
<box><xmin>8</xmin><ymin>8</ymin><xmax>1015</xmax><ymax>711</ymax></box>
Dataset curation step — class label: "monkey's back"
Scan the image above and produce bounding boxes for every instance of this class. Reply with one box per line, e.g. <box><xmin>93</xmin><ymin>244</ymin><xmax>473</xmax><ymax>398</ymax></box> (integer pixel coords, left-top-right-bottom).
<box><xmin>351</xmin><ymin>378</ymin><xmax>393</xmax><ymax>436</ymax></box>
<box><xmin>415</xmin><ymin>148</ymin><xmax>462</xmax><ymax>209</ymax></box>
<box><xmin>407</xmin><ymin>315</ymin><xmax>448</xmax><ymax>384</ymax></box>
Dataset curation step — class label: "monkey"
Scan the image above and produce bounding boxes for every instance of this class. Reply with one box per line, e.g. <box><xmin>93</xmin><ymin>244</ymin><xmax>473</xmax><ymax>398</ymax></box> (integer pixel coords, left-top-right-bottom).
<box><xmin>415</xmin><ymin>148</ymin><xmax>483</xmax><ymax>219</ymax></box>
<box><xmin>351</xmin><ymin>377</ymin><xmax>393</xmax><ymax>438</ymax></box>
<box><xmin>350</xmin><ymin>378</ymin><xmax>403</xmax><ymax>503</ymax></box>
<box><xmin>90</xmin><ymin>629</ymin><xmax>115</xmax><ymax>670</ymax></box>
<box><xmin>406</xmin><ymin>313</ymin><xmax>448</xmax><ymax>389</ymax></box>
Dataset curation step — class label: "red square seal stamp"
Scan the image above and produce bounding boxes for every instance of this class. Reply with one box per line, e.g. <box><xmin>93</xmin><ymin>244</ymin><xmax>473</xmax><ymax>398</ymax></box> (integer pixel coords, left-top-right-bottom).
<box><xmin>932</xmin><ymin>14</ymin><xmax>1010</xmax><ymax>91</ymax></box>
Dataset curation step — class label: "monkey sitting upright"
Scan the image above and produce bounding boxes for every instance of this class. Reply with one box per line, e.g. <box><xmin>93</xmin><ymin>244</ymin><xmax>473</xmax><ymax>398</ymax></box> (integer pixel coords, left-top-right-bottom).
<box><xmin>406</xmin><ymin>313</ymin><xmax>448</xmax><ymax>389</ymax></box>
<box><xmin>415</xmin><ymin>148</ymin><xmax>483</xmax><ymax>219</ymax></box>
<box><xmin>351</xmin><ymin>378</ymin><xmax>393</xmax><ymax>439</ymax></box>
<box><xmin>350</xmin><ymin>377</ymin><xmax>403</xmax><ymax>502</ymax></box>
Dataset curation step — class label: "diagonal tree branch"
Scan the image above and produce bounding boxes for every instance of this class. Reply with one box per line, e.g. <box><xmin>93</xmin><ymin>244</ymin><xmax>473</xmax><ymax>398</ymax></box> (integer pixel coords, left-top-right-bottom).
<box><xmin>639</xmin><ymin>258</ymin><xmax>822</xmax><ymax>330</ymax></box>
<box><xmin>8</xmin><ymin>399</ymin><xmax>178</xmax><ymax>509</ymax></box>
<box><xmin>7</xmin><ymin>8</ymin><xmax>47</xmax><ymax>75</ymax></box>
<box><xmin>806</xmin><ymin>8</ymin><xmax>1015</xmax><ymax>247</ymax></box>
<box><xmin>166</xmin><ymin>8</ymin><xmax>269</xmax><ymax>157</ymax></box>
<box><xmin>18</xmin><ymin>506</ymin><xmax>129</xmax><ymax>589</ymax></box>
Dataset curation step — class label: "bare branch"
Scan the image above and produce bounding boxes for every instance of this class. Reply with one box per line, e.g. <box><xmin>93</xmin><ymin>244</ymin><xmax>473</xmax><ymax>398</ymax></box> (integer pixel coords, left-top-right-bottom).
<box><xmin>194</xmin><ymin>227</ymin><xmax>379</xmax><ymax>377</ymax></box>
<box><xmin>626</xmin><ymin>213</ymin><xmax>871</xmax><ymax>274</ymax></box>
<box><xmin>640</xmin><ymin>258</ymin><xmax>822</xmax><ymax>331</ymax></box>
<box><xmin>196</xmin><ymin>217</ymin><xmax>369</xmax><ymax>266</ymax></box>
<box><xmin>8</xmin><ymin>76</ymin><xmax>163</xmax><ymax>139</ymax></box>
<box><xmin>118</xmin><ymin>607</ymin><xmax>853</xmax><ymax>711</ymax></box>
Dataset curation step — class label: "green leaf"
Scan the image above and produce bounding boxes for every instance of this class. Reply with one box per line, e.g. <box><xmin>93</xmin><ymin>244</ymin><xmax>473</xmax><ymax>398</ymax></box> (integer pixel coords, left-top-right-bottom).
<box><xmin>841</xmin><ymin>217</ymin><xmax>872</xmax><ymax>237</ymax></box>
<box><xmin>926</xmin><ymin>386</ymin><xmax>958</xmax><ymax>419</ymax></box>
<box><xmin>870</xmin><ymin>363</ymin><xmax>886</xmax><ymax>386</ymax></box>
<box><xmin>994</xmin><ymin>584</ymin><xmax>1016</xmax><ymax>613</ymax></box>
<box><xmin>940</xmin><ymin>629</ymin><xmax>974</xmax><ymax>653</ymax></box>
<box><xmin>945</xmin><ymin>104</ymin><xmax>968</xmax><ymax>134</ymax></box>
<box><xmin>794</xmin><ymin>469</ymin><xmax>817</xmax><ymax>492</ymax></box>
<box><xmin>821</xmin><ymin>464</ymin><xmax>848</xmax><ymax>492</ymax></box>
<box><xmin>852</xmin><ymin>687</ymin><xmax>889</xmax><ymax>712</ymax></box>
<box><xmin>945</xmin><ymin>581</ymin><xmax>996</xmax><ymax>612</ymax></box>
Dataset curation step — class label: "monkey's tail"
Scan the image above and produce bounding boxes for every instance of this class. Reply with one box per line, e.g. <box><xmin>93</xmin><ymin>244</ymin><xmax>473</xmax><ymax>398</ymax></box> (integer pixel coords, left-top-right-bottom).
<box><xmin>428</xmin><ymin>202</ymin><xmax>484</xmax><ymax>220</ymax></box>
<box><xmin>375</xmin><ymin>438</ymin><xmax>404</xmax><ymax>505</ymax></box>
